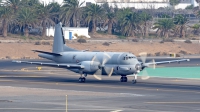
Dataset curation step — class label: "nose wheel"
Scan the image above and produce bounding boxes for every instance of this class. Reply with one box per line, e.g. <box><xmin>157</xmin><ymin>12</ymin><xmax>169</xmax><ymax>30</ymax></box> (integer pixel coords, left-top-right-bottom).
<box><xmin>132</xmin><ymin>74</ymin><xmax>137</xmax><ymax>84</ymax></box>
<box><xmin>120</xmin><ymin>76</ymin><xmax>128</xmax><ymax>82</ymax></box>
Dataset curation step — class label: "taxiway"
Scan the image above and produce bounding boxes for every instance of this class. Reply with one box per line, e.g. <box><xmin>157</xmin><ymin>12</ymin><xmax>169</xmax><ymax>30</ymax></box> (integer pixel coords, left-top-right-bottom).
<box><xmin>0</xmin><ymin>59</ymin><xmax>200</xmax><ymax>112</ymax></box>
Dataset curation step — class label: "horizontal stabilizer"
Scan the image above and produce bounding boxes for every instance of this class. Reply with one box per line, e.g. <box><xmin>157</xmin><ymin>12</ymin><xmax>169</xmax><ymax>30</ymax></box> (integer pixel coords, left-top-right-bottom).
<box><xmin>32</xmin><ymin>50</ymin><xmax>62</xmax><ymax>56</ymax></box>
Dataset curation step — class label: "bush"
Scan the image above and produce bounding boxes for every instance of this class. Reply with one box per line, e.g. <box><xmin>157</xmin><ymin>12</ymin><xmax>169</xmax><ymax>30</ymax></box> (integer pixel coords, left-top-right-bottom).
<box><xmin>118</xmin><ymin>35</ymin><xmax>126</xmax><ymax>39</ymax></box>
<box><xmin>162</xmin><ymin>52</ymin><xmax>168</xmax><ymax>56</ymax></box>
<box><xmin>35</xmin><ymin>41</ymin><xmax>41</xmax><ymax>45</ymax></box>
<box><xmin>163</xmin><ymin>38</ymin><xmax>174</xmax><ymax>42</ymax></box>
<box><xmin>147</xmin><ymin>53</ymin><xmax>152</xmax><ymax>56</ymax></box>
<box><xmin>179</xmin><ymin>50</ymin><xmax>187</xmax><ymax>55</ymax></box>
<box><xmin>77</xmin><ymin>38</ymin><xmax>87</xmax><ymax>43</ymax></box>
<box><xmin>184</xmin><ymin>40</ymin><xmax>192</xmax><ymax>44</ymax></box>
<box><xmin>176</xmin><ymin>54</ymin><xmax>181</xmax><ymax>57</ymax></box>
<box><xmin>155</xmin><ymin>52</ymin><xmax>161</xmax><ymax>56</ymax></box>
<box><xmin>132</xmin><ymin>38</ymin><xmax>138</xmax><ymax>42</ymax></box>
<box><xmin>102</xmin><ymin>42</ymin><xmax>110</xmax><ymax>46</ymax></box>
<box><xmin>159</xmin><ymin>40</ymin><xmax>164</xmax><ymax>43</ymax></box>
<box><xmin>191</xmin><ymin>38</ymin><xmax>197</xmax><ymax>40</ymax></box>
<box><xmin>42</xmin><ymin>41</ymin><xmax>50</xmax><ymax>45</ymax></box>
<box><xmin>5</xmin><ymin>56</ymin><xmax>11</xmax><ymax>59</ymax></box>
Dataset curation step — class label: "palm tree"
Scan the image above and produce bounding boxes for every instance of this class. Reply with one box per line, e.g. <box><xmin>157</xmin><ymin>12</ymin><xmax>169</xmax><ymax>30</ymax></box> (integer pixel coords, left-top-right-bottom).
<box><xmin>169</xmin><ymin>0</ymin><xmax>180</xmax><ymax>9</ymax></box>
<box><xmin>139</xmin><ymin>11</ymin><xmax>152</xmax><ymax>37</ymax></box>
<box><xmin>60</xmin><ymin>0</ymin><xmax>84</xmax><ymax>27</ymax></box>
<box><xmin>84</xmin><ymin>4</ymin><xmax>104</xmax><ymax>34</ymax></box>
<box><xmin>20</xmin><ymin>0</ymin><xmax>40</xmax><ymax>7</ymax></box>
<box><xmin>153</xmin><ymin>18</ymin><xmax>174</xmax><ymax>38</ymax></box>
<box><xmin>16</xmin><ymin>7</ymin><xmax>38</xmax><ymax>37</ymax></box>
<box><xmin>196</xmin><ymin>0</ymin><xmax>200</xmax><ymax>10</ymax></box>
<box><xmin>3</xmin><ymin>0</ymin><xmax>21</xmax><ymax>12</ymax></box>
<box><xmin>48</xmin><ymin>2</ymin><xmax>61</xmax><ymax>24</ymax></box>
<box><xmin>0</xmin><ymin>6</ymin><xmax>12</xmax><ymax>37</ymax></box>
<box><xmin>119</xmin><ymin>10</ymin><xmax>140</xmax><ymax>37</ymax></box>
<box><xmin>37</xmin><ymin>3</ymin><xmax>57</xmax><ymax>37</ymax></box>
<box><xmin>189</xmin><ymin>24</ymin><xmax>200</xmax><ymax>35</ymax></box>
<box><xmin>173</xmin><ymin>14</ymin><xmax>188</xmax><ymax>38</ymax></box>
<box><xmin>102</xmin><ymin>3</ymin><xmax>117</xmax><ymax>35</ymax></box>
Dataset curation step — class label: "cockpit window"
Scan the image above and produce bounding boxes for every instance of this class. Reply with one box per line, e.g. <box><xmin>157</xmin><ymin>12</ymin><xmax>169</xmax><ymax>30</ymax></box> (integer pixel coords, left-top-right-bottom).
<box><xmin>124</xmin><ymin>54</ymin><xmax>137</xmax><ymax>60</ymax></box>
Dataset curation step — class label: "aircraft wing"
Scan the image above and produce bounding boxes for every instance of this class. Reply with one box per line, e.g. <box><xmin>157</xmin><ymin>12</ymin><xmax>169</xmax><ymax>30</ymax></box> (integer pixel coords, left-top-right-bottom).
<box><xmin>146</xmin><ymin>59</ymin><xmax>190</xmax><ymax>66</ymax></box>
<box><xmin>12</xmin><ymin>60</ymin><xmax>84</xmax><ymax>69</ymax></box>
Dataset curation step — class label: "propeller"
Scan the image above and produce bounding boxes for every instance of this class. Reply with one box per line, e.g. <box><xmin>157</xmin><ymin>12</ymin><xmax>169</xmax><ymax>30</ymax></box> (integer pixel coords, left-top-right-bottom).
<box><xmin>139</xmin><ymin>52</ymin><xmax>156</xmax><ymax>80</ymax></box>
<box><xmin>92</xmin><ymin>53</ymin><xmax>114</xmax><ymax>80</ymax></box>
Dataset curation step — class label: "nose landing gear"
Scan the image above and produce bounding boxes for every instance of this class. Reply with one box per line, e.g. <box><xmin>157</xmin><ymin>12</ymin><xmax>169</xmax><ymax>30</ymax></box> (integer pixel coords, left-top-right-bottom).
<box><xmin>132</xmin><ymin>74</ymin><xmax>137</xmax><ymax>84</ymax></box>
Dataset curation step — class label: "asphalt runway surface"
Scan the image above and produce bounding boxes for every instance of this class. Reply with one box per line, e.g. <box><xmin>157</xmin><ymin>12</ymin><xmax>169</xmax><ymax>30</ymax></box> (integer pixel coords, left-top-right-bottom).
<box><xmin>0</xmin><ymin>58</ymin><xmax>200</xmax><ymax>112</ymax></box>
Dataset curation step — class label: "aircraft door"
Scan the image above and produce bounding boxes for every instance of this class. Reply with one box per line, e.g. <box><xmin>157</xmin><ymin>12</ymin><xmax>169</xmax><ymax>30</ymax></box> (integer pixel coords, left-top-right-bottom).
<box><xmin>69</xmin><ymin>32</ymin><xmax>72</xmax><ymax>40</ymax></box>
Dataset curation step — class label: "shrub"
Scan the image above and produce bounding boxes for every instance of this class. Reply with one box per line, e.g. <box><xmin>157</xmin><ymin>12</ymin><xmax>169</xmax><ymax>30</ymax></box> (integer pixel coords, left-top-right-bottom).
<box><xmin>42</xmin><ymin>41</ymin><xmax>50</xmax><ymax>45</ymax></box>
<box><xmin>102</xmin><ymin>42</ymin><xmax>110</xmax><ymax>46</ymax></box>
<box><xmin>147</xmin><ymin>53</ymin><xmax>152</xmax><ymax>56</ymax></box>
<box><xmin>162</xmin><ymin>52</ymin><xmax>168</xmax><ymax>56</ymax></box>
<box><xmin>184</xmin><ymin>40</ymin><xmax>192</xmax><ymax>44</ymax></box>
<box><xmin>191</xmin><ymin>38</ymin><xmax>197</xmax><ymax>40</ymax></box>
<box><xmin>163</xmin><ymin>38</ymin><xmax>174</xmax><ymax>42</ymax></box>
<box><xmin>118</xmin><ymin>35</ymin><xmax>126</xmax><ymax>39</ymax></box>
<box><xmin>35</xmin><ymin>41</ymin><xmax>41</xmax><ymax>45</ymax></box>
<box><xmin>77</xmin><ymin>38</ymin><xmax>87</xmax><ymax>43</ymax></box>
<box><xmin>176</xmin><ymin>54</ymin><xmax>181</xmax><ymax>57</ymax></box>
<box><xmin>132</xmin><ymin>38</ymin><xmax>138</xmax><ymax>42</ymax></box>
<box><xmin>155</xmin><ymin>52</ymin><xmax>161</xmax><ymax>56</ymax></box>
<box><xmin>160</xmin><ymin>40</ymin><xmax>164</xmax><ymax>43</ymax></box>
<box><xmin>5</xmin><ymin>56</ymin><xmax>11</xmax><ymax>59</ymax></box>
<box><xmin>179</xmin><ymin>50</ymin><xmax>187</xmax><ymax>55</ymax></box>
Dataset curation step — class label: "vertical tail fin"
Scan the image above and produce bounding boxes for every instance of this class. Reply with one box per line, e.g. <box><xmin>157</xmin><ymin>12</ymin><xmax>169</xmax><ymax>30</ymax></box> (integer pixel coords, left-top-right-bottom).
<box><xmin>52</xmin><ymin>23</ymin><xmax>78</xmax><ymax>53</ymax></box>
<box><xmin>52</xmin><ymin>23</ymin><xmax>64</xmax><ymax>53</ymax></box>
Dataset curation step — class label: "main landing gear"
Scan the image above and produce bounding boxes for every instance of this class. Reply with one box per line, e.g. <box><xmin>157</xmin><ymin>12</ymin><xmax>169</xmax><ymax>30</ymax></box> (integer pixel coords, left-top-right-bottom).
<box><xmin>120</xmin><ymin>76</ymin><xmax>128</xmax><ymax>82</ymax></box>
<box><xmin>78</xmin><ymin>73</ymin><xmax>87</xmax><ymax>83</ymax></box>
<box><xmin>120</xmin><ymin>74</ymin><xmax>138</xmax><ymax>84</ymax></box>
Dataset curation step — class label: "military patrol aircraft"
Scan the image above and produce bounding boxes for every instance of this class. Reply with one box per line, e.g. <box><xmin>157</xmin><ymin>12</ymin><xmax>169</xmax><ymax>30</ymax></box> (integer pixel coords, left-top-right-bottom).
<box><xmin>13</xmin><ymin>23</ymin><xmax>190</xmax><ymax>83</ymax></box>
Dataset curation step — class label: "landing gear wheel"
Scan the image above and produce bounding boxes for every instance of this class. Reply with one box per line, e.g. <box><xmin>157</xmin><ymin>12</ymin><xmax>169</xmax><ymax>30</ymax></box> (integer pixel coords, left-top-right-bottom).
<box><xmin>132</xmin><ymin>80</ymin><xmax>137</xmax><ymax>84</ymax></box>
<box><xmin>120</xmin><ymin>76</ymin><xmax>128</xmax><ymax>82</ymax></box>
<box><xmin>78</xmin><ymin>77</ymin><xmax>86</xmax><ymax>83</ymax></box>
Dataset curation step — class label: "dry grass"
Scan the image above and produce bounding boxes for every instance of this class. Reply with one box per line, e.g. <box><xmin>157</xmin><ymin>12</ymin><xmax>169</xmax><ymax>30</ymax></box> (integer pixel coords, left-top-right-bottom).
<box><xmin>0</xmin><ymin>41</ymin><xmax>200</xmax><ymax>59</ymax></box>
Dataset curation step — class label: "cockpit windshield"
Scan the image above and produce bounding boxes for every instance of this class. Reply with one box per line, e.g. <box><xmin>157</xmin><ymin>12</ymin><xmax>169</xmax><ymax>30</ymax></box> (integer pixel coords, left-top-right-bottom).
<box><xmin>123</xmin><ymin>55</ymin><xmax>136</xmax><ymax>60</ymax></box>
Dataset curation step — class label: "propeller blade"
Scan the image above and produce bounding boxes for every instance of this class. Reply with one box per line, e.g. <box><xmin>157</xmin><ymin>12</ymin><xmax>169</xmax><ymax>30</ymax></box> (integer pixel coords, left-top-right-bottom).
<box><xmin>148</xmin><ymin>59</ymin><xmax>156</xmax><ymax>69</ymax></box>
<box><xmin>104</xmin><ymin>67</ymin><xmax>114</xmax><ymax>77</ymax></box>
<box><xmin>140</xmin><ymin>69</ymin><xmax>150</xmax><ymax>80</ymax></box>
<box><xmin>91</xmin><ymin>55</ymin><xmax>99</xmax><ymax>63</ymax></box>
<box><xmin>139</xmin><ymin>52</ymin><xmax>147</xmax><ymax>64</ymax></box>
<box><xmin>93</xmin><ymin>69</ymin><xmax>102</xmax><ymax>80</ymax></box>
<box><xmin>102</xmin><ymin>53</ymin><xmax>111</xmax><ymax>66</ymax></box>
<box><xmin>92</xmin><ymin>53</ymin><xmax>111</xmax><ymax>80</ymax></box>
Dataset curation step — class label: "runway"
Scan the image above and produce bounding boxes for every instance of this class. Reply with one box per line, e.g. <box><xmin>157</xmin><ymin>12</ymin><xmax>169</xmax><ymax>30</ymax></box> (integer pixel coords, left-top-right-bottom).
<box><xmin>0</xmin><ymin>59</ymin><xmax>200</xmax><ymax>112</ymax></box>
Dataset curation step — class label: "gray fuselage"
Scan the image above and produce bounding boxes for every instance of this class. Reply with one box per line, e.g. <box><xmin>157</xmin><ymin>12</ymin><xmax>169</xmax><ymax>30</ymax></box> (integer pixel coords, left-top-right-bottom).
<box><xmin>39</xmin><ymin>51</ymin><xmax>140</xmax><ymax>76</ymax></box>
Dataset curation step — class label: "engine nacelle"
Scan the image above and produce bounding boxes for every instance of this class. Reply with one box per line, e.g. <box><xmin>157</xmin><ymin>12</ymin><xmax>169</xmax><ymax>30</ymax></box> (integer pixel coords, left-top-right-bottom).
<box><xmin>81</xmin><ymin>61</ymin><xmax>99</xmax><ymax>73</ymax></box>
